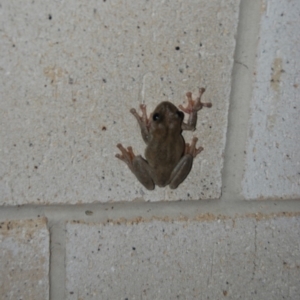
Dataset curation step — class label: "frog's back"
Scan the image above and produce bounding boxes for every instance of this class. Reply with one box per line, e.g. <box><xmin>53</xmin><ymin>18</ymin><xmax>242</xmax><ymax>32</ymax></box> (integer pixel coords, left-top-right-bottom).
<box><xmin>145</xmin><ymin>135</ymin><xmax>185</xmax><ymax>186</ymax></box>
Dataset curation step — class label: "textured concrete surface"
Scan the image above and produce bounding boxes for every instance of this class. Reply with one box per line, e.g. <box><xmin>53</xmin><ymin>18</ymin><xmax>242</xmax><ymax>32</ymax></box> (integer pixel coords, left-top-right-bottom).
<box><xmin>242</xmin><ymin>0</ymin><xmax>300</xmax><ymax>200</ymax></box>
<box><xmin>0</xmin><ymin>218</ymin><xmax>49</xmax><ymax>300</ymax></box>
<box><xmin>65</xmin><ymin>215</ymin><xmax>300</xmax><ymax>300</ymax></box>
<box><xmin>0</xmin><ymin>1</ymin><xmax>300</xmax><ymax>300</ymax></box>
<box><xmin>0</xmin><ymin>0</ymin><xmax>240</xmax><ymax>204</ymax></box>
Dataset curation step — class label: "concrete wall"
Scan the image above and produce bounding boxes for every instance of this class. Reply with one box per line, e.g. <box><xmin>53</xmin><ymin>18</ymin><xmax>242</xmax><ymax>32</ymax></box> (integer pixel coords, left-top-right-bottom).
<box><xmin>0</xmin><ymin>0</ymin><xmax>300</xmax><ymax>299</ymax></box>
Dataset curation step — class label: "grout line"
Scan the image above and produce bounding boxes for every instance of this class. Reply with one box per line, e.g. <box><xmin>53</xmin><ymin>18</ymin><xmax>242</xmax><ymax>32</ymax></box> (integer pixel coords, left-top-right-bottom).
<box><xmin>0</xmin><ymin>199</ymin><xmax>300</xmax><ymax>224</ymax></box>
<box><xmin>48</xmin><ymin>219</ymin><xmax>66</xmax><ymax>300</ymax></box>
<box><xmin>221</xmin><ymin>0</ymin><xmax>262</xmax><ymax>202</ymax></box>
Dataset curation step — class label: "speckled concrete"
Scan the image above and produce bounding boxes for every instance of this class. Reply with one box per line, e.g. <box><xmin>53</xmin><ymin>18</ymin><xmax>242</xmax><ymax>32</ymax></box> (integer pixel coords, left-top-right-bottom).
<box><xmin>0</xmin><ymin>1</ymin><xmax>300</xmax><ymax>300</ymax></box>
<box><xmin>0</xmin><ymin>218</ymin><xmax>49</xmax><ymax>300</ymax></box>
<box><xmin>242</xmin><ymin>0</ymin><xmax>300</xmax><ymax>200</ymax></box>
<box><xmin>65</xmin><ymin>215</ymin><xmax>300</xmax><ymax>300</ymax></box>
<box><xmin>0</xmin><ymin>0</ymin><xmax>240</xmax><ymax>205</ymax></box>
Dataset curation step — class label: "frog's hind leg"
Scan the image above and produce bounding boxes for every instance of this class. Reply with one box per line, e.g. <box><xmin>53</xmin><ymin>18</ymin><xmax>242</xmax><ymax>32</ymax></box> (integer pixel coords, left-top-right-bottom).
<box><xmin>169</xmin><ymin>154</ymin><xmax>193</xmax><ymax>189</ymax></box>
<box><xmin>131</xmin><ymin>156</ymin><xmax>155</xmax><ymax>190</ymax></box>
<box><xmin>116</xmin><ymin>144</ymin><xmax>155</xmax><ymax>190</ymax></box>
<box><xmin>169</xmin><ymin>137</ymin><xmax>203</xmax><ymax>189</ymax></box>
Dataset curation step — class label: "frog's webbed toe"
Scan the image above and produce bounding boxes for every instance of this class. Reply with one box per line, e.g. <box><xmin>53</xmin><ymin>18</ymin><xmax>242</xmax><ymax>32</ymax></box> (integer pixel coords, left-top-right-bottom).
<box><xmin>185</xmin><ymin>137</ymin><xmax>203</xmax><ymax>158</ymax></box>
<box><xmin>179</xmin><ymin>88</ymin><xmax>212</xmax><ymax>113</ymax></box>
<box><xmin>115</xmin><ymin>143</ymin><xmax>136</xmax><ymax>171</ymax></box>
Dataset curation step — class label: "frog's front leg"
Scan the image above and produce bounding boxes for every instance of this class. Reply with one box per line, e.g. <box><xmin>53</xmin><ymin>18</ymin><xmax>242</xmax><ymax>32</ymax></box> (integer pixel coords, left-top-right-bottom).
<box><xmin>130</xmin><ymin>104</ymin><xmax>151</xmax><ymax>144</ymax></box>
<box><xmin>115</xmin><ymin>143</ymin><xmax>155</xmax><ymax>190</ymax></box>
<box><xmin>179</xmin><ymin>88</ymin><xmax>212</xmax><ymax>131</ymax></box>
<box><xmin>169</xmin><ymin>137</ymin><xmax>203</xmax><ymax>189</ymax></box>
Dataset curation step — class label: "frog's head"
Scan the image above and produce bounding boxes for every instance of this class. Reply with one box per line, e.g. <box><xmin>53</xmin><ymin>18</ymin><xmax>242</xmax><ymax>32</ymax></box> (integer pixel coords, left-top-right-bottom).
<box><xmin>150</xmin><ymin>101</ymin><xmax>184</xmax><ymax>138</ymax></box>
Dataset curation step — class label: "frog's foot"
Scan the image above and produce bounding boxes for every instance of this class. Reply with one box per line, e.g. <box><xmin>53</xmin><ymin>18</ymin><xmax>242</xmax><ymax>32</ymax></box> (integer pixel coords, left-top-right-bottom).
<box><xmin>179</xmin><ymin>88</ymin><xmax>212</xmax><ymax>113</ymax></box>
<box><xmin>185</xmin><ymin>137</ymin><xmax>203</xmax><ymax>158</ymax></box>
<box><xmin>115</xmin><ymin>143</ymin><xmax>136</xmax><ymax>171</ymax></box>
<box><xmin>130</xmin><ymin>105</ymin><xmax>152</xmax><ymax>144</ymax></box>
<box><xmin>130</xmin><ymin>104</ymin><xmax>150</xmax><ymax>127</ymax></box>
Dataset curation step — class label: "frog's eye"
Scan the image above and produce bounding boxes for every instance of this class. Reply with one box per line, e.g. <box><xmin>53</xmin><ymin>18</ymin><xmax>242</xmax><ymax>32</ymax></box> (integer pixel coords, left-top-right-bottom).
<box><xmin>153</xmin><ymin>113</ymin><xmax>160</xmax><ymax>121</ymax></box>
<box><xmin>176</xmin><ymin>111</ymin><xmax>184</xmax><ymax>120</ymax></box>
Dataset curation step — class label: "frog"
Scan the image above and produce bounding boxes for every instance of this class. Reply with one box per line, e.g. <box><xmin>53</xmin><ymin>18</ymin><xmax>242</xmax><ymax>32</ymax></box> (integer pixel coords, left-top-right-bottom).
<box><xmin>115</xmin><ymin>88</ymin><xmax>212</xmax><ymax>190</ymax></box>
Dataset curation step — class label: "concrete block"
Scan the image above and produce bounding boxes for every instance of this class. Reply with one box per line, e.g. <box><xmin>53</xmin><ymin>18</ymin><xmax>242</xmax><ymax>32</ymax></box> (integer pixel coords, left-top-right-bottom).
<box><xmin>0</xmin><ymin>218</ymin><xmax>49</xmax><ymax>300</ymax></box>
<box><xmin>65</xmin><ymin>215</ymin><xmax>300</xmax><ymax>299</ymax></box>
<box><xmin>0</xmin><ymin>0</ymin><xmax>240</xmax><ymax>204</ymax></box>
<box><xmin>242</xmin><ymin>0</ymin><xmax>300</xmax><ymax>199</ymax></box>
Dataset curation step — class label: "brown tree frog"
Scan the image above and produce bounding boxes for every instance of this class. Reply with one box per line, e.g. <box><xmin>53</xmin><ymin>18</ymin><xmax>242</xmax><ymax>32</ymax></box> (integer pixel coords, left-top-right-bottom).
<box><xmin>116</xmin><ymin>88</ymin><xmax>212</xmax><ymax>190</ymax></box>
